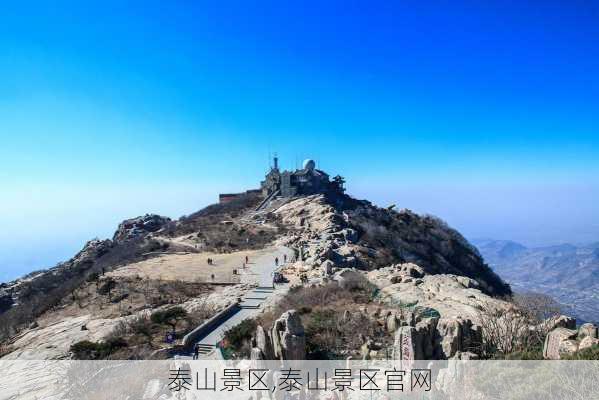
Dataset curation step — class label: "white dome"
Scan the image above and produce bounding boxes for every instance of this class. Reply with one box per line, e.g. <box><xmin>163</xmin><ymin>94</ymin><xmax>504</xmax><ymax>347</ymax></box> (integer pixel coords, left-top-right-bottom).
<box><xmin>302</xmin><ymin>159</ymin><xmax>316</xmax><ymax>170</ymax></box>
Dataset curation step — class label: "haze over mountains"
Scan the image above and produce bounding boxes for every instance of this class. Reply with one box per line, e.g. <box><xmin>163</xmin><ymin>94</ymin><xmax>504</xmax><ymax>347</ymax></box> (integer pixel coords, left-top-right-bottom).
<box><xmin>473</xmin><ymin>239</ymin><xmax>599</xmax><ymax>323</ymax></box>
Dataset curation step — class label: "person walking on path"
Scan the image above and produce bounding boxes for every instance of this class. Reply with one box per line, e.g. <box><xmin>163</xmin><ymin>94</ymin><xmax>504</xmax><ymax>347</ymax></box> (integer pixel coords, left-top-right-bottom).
<box><xmin>283</xmin><ymin>254</ymin><xmax>287</xmax><ymax>263</ymax></box>
<box><xmin>245</xmin><ymin>255</ymin><xmax>249</xmax><ymax>264</ymax></box>
<box><xmin>193</xmin><ymin>344</ymin><xmax>200</xmax><ymax>360</ymax></box>
<box><xmin>275</xmin><ymin>257</ymin><xmax>279</xmax><ymax>266</ymax></box>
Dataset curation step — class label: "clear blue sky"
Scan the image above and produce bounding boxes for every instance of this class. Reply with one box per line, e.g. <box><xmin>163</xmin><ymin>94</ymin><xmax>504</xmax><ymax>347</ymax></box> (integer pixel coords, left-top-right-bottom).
<box><xmin>1</xmin><ymin>1</ymin><xmax>598</xmax><ymax>281</ymax></box>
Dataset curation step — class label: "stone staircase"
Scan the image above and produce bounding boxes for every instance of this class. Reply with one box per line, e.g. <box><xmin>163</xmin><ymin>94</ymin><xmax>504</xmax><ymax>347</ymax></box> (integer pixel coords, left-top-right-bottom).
<box><xmin>195</xmin><ymin>343</ymin><xmax>215</xmax><ymax>356</ymax></box>
<box><xmin>239</xmin><ymin>287</ymin><xmax>274</xmax><ymax>309</ymax></box>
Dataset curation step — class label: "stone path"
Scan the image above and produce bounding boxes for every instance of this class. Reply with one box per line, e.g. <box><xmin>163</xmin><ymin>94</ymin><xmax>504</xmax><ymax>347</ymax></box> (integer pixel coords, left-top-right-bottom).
<box><xmin>178</xmin><ymin>246</ymin><xmax>294</xmax><ymax>359</ymax></box>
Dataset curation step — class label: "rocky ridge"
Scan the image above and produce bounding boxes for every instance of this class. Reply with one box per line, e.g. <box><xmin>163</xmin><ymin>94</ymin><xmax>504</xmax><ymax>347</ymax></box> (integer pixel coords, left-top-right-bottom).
<box><xmin>275</xmin><ymin>195</ymin><xmax>510</xmax><ymax>296</ymax></box>
<box><xmin>3</xmin><ymin>191</ymin><xmax>596</xmax><ymax>361</ymax></box>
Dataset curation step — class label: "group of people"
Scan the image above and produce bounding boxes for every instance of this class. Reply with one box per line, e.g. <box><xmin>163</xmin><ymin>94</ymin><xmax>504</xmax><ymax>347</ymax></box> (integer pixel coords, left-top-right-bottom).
<box><xmin>206</xmin><ymin>257</ymin><xmax>214</xmax><ymax>265</ymax></box>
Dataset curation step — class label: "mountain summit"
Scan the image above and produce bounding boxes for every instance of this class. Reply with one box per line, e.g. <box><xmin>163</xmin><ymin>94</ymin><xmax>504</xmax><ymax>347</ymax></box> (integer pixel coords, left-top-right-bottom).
<box><xmin>3</xmin><ymin>159</ymin><xmax>595</xmax><ymax>363</ymax></box>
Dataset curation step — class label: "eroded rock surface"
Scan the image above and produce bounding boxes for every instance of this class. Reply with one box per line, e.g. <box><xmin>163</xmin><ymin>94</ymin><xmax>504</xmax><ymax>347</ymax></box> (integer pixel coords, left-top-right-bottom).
<box><xmin>271</xmin><ymin>310</ymin><xmax>306</xmax><ymax>360</ymax></box>
<box><xmin>543</xmin><ymin>321</ymin><xmax>599</xmax><ymax>359</ymax></box>
<box><xmin>113</xmin><ymin>214</ymin><xmax>171</xmax><ymax>242</ymax></box>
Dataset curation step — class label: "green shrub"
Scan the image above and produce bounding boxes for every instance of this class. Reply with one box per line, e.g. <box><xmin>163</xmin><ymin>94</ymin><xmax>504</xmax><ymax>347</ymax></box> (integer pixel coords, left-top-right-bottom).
<box><xmin>70</xmin><ymin>337</ymin><xmax>127</xmax><ymax>360</ymax></box>
<box><xmin>561</xmin><ymin>345</ymin><xmax>599</xmax><ymax>360</ymax></box>
<box><xmin>224</xmin><ymin>319</ymin><xmax>256</xmax><ymax>351</ymax></box>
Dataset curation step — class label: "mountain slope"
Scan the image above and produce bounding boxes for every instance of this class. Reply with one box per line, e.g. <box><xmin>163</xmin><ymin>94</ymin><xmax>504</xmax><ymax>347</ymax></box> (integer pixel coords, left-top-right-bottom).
<box><xmin>474</xmin><ymin>239</ymin><xmax>599</xmax><ymax>323</ymax></box>
<box><xmin>1</xmin><ymin>192</ymin><xmax>513</xmax><ymax>359</ymax></box>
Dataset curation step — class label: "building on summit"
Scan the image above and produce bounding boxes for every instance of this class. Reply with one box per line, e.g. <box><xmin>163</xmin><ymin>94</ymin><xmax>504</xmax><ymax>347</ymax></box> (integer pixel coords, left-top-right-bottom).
<box><xmin>261</xmin><ymin>157</ymin><xmax>345</xmax><ymax>198</ymax></box>
<box><xmin>219</xmin><ymin>156</ymin><xmax>345</xmax><ymax>204</ymax></box>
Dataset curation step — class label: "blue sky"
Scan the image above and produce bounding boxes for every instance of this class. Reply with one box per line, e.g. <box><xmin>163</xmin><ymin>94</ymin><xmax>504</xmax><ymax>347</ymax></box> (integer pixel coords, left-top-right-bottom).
<box><xmin>1</xmin><ymin>1</ymin><xmax>598</xmax><ymax>281</ymax></box>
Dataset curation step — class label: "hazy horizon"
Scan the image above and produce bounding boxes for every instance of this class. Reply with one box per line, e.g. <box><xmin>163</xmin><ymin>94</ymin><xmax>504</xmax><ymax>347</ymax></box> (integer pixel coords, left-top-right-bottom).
<box><xmin>2</xmin><ymin>177</ymin><xmax>598</xmax><ymax>283</ymax></box>
<box><xmin>1</xmin><ymin>2</ymin><xmax>598</xmax><ymax>282</ymax></box>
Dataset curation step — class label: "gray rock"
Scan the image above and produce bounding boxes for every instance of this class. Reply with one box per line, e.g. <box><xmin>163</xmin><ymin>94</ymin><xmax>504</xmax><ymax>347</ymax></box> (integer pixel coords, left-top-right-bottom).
<box><xmin>578</xmin><ymin>335</ymin><xmax>599</xmax><ymax>351</ymax></box>
<box><xmin>543</xmin><ymin>327</ymin><xmax>578</xmax><ymax>359</ymax></box>
<box><xmin>250</xmin><ymin>347</ymin><xmax>264</xmax><ymax>360</ymax></box>
<box><xmin>415</xmin><ymin>317</ymin><xmax>438</xmax><ymax>359</ymax></box>
<box><xmin>254</xmin><ymin>325</ymin><xmax>273</xmax><ymax>359</ymax></box>
<box><xmin>321</xmin><ymin>260</ymin><xmax>335</xmax><ymax>277</ymax></box>
<box><xmin>392</xmin><ymin>326</ymin><xmax>424</xmax><ymax>360</ymax></box>
<box><xmin>334</xmin><ymin>269</ymin><xmax>363</xmax><ymax>290</ymax></box>
<box><xmin>386</xmin><ymin>313</ymin><xmax>398</xmax><ymax>333</ymax></box>
<box><xmin>342</xmin><ymin>228</ymin><xmax>359</xmax><ymax>243</ymax></box>
<box><xmin>456</xmin><ymin>276</ymin><xmax>479</xmax><ymax>289</ymax></box>
<box><xmin>436</xmin><ymin>318</ymin><xmax>462</xmax><ymax>359</ymax></box>
<box><xmin>271</xmin><ymin>310</ymin><xmax>306</xmax><ymax>360</ymax></box>
<box><xmin>578</xmin><ymin>323</ymin><xmax>598</xmax><ymax>339</ymax></box>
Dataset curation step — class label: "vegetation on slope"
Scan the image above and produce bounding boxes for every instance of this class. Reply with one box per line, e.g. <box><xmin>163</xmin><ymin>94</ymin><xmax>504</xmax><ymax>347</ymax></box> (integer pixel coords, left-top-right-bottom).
<box><xmin>339</xmin><ymin>196</ymin><xmax>511</xmax><ymax>296</ymax></box>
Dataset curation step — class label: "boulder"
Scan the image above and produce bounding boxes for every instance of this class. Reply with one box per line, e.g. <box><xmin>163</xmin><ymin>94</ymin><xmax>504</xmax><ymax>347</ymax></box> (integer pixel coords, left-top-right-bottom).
<box><xmin>578</xmin><ymin>335</ymin><xmax>599</xmax><ymax>351</ymax></box>
<box><xmin>254</xmin><ymin>325</ymin><xmax>273</xmax><ymax>359</ymax></box>
<box><xmin>543</xmin><ymin>327</ymin><xmax>578</xmax><ymax>359</ymax></box>
<box><xmin>431</xmin><ymin>317</ymin><xmax>481</xmax><ymax>359</ymax></box>
<box><xmin>392</xmin><ymin>326</ymin><xmax>424</xmax><ymax>360</ymax></box>
<box><xmin>415</xmin><ymin>317</ymin><xmax>438</xmax><ymax>359</ymax></box>
<box><xmin>386</xmin><ymin>313</ymin><xmax>399</xmax><ymax>333</ymax></box>
<box><xmin>250</xmin><ymin>347</ymin><xmax>264</xmax><ymax>360</ymax></box>
<box><xmin>435</xmin><ymin>318</ymin><xmax>462</xmax><ymax>359</ymax></box>
<box><xmin>334</xmin><ymin>269</ymin><xmax>363</xmax><ymax>290</ymax></box>
<box><xmin>455</xmin><ymin>276</ymin><xmax>479</xmax><ymax>289</ymax></box>
<box><xmin>577</xmin><ymin>323</ymin><xmax>598</xmax><ymax>339</ymax></box>
<box><xmin>321</xmin><ymin>260</ymin><xmax>334</xmax><ymax>277</ymax></box>
<box><xmin>271</xmin><ymin>310</ymin><xmax>306</xmax><ymax>360</ymax></box>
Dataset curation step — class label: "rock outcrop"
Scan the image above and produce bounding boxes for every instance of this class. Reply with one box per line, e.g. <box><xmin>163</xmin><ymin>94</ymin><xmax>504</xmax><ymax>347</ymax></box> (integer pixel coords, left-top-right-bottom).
<box><xmin>388</xmin><ymin>314</ymin><xmax>482</xmax><ymax>360</ymax></box>
<box><xmin>543</xmin><ymin>321</ymin><xmax>599</xmax><ymax>359</ymax></box>
<box><xmin>271</xmin><ymin>310</ymin><xmax>306</xmax><ymax>360</ymax></box>
<box><xmin>368</xmin><ymin>265</ymin><xmax>504</xmax><ymax>321</ymax></box>
<box><xmin>113</xmin><ymin>214</ymin><xmax>171</xmax><ymax>242</ymax></box>
<box><xmin>275</xmin><ymin>194</ymin><xmax>511</xmax><ymax>297</ymax></box>
<box><xmin>1</xmin><ymin>315</ymin><xmax>122</xmax><ymax>360</ymax></box>
<box><xmin>251</xmin><ymin>311</ymin><xmax>307</xmax><ymax>361</ymax></box>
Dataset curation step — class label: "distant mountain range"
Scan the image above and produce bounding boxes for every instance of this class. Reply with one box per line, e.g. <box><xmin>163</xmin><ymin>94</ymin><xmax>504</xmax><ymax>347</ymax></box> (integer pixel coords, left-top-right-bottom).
<box><xmin>473</xmin><ymin>239</ymin><xmax>599</xmax><ymax>323</ymax></box>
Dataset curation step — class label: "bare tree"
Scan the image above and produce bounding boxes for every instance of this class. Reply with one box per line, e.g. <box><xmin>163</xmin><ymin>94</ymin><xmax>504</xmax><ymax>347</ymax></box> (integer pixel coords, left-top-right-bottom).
<box><xmin>477</xmin><ymin>292</ymin><xmax>562</xmax><ymax>358</ymax></box>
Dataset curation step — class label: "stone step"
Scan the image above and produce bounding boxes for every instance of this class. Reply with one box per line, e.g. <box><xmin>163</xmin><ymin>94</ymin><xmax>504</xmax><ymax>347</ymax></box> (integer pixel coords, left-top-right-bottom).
<box><xmin>240</xmin><ymin>305</ymin><xmax>261</xmax><ymax>309</ymax></box>
<box><xmin>196</xmin><ymin>344</ymin><xmax>215</xmax><ymax>354</ymax></box>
